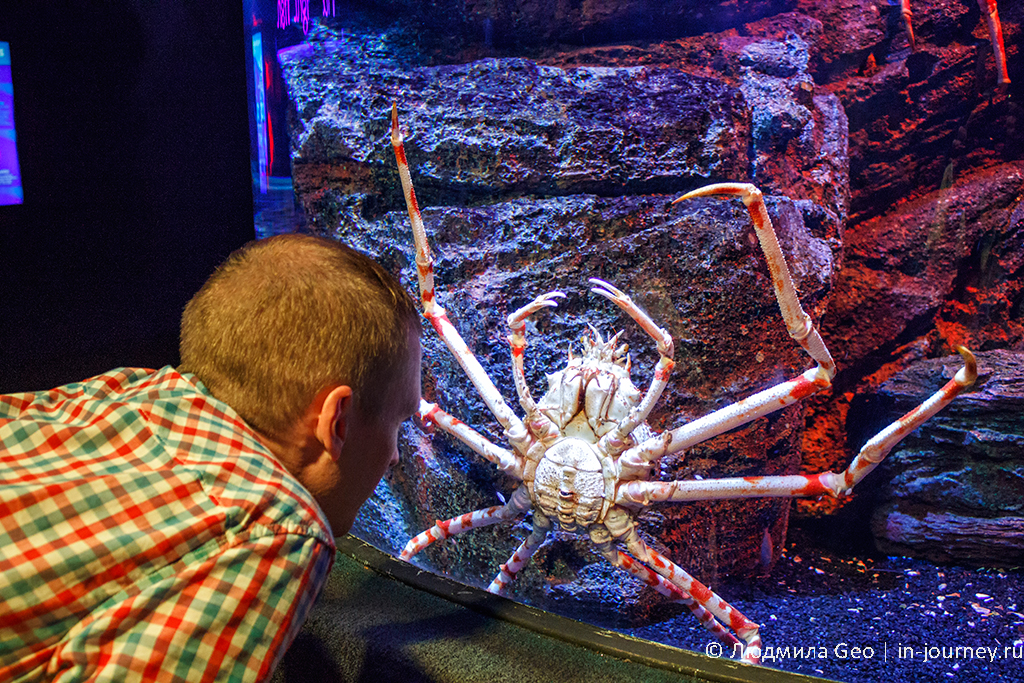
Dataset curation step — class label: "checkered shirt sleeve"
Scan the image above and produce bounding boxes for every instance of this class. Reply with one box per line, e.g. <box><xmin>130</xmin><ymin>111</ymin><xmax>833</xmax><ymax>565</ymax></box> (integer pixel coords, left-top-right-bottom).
<box><xmin>0</xmin><ymin>367</ymin><xmax>337</xmax><ymax>683</ymax></box>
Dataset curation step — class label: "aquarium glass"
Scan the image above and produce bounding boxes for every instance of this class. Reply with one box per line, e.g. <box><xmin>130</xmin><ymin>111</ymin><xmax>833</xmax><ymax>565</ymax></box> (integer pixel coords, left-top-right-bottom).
<box><xmin>252</xmin><ymin>3</ymin><xmax>1024</xmax><ymax>681</ymax></box>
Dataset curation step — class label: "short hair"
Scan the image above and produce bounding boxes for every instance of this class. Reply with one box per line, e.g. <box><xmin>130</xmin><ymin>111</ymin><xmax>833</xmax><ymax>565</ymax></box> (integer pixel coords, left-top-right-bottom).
<box><xmin>179</xmin><ymin>234</ymin><xmax>421</xmax><ymax>437</ymax></box>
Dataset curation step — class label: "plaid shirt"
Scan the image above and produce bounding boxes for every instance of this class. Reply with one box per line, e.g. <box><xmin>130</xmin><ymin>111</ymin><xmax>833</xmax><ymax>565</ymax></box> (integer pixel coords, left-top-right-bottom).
<box><xmin>0</xmin><ymin>367</ymin><xmax>336</xmax><ymax>683</ymax></box>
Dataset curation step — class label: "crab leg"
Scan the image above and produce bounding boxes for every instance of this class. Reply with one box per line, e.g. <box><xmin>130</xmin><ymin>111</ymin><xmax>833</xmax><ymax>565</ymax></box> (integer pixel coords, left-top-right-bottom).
<box><xmin>618</xmin><ymin>347</ymin><xmax>977</xmax><ymax>506</ymax></box>
<box><xmin>392</xmin><ymin>104</ymin><xmax>530</xmax><ymax>444</ymax></box>
<box><xmin>673</xmin><ymin>183</ymin><xmax>836</xmax><ymax>379</ymax></box>
<box><xmin>619</xmin><ymin>473</ymin><xmax>841</xmax><ymax>507</ymax></box>
<box><xmin>835</xmin><ymin>345</ymin><xmax>976</xmax><ymax>490</ymax></box>
<box><xmin>901</xmin><ymin>0</ymin><xmax>1008</xmax><ymax>84</ymax></box>
<box><xmin>419</xmin><ymin>400</ymin><xmax>523</xmax><ymax>478</ymax></box>
<box><xmin>487</xmin><ymin>512</ymin><xmax>552</xmax><ymax>593</ymax></box>
<box><xmin>618</xmin><ymin>365</ymin><xmax>831</xmax><ymax>478</ymax></box>
<box><xmin>401</xmin><ymin>485</ymin><xmax>532</xmax><ymax>560</ymax></box>
<box><xmin>901</xmin><ymin>0</ymin><xmax>916</xmax><ymax>51</ymax></box>
<box><xmin>596</xmin><ymin>508</ymin><xmax>760</xmax><ymax>661</ymax></box>
<box><xmin>589</xmin><ymin>278</ymin><xmax>676</xmax><ymax>457</ymax></box>
<box><xmin>592</xmin><ymin>541</ymin><xmax>742</xmax><ymax>654</ymax></box>
<box><xmin>978</xmin><ymin>0</ymin><xmax>1011</xmax><ymax>85</ymax></box>
<box><xmin>619</xmin><ymin>526</ymin><xmax>761</xmax><ymax>663</ymax></box>
<box><xmin>507</xmin><ymin>291</ymin><xmax>566</xmax><ymax>440</ymax></box>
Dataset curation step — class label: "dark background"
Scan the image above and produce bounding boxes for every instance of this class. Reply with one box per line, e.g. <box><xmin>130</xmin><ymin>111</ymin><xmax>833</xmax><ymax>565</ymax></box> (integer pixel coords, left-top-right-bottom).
<box><xmin>0</xmin><ymin>1</ymin><xmax>254</xmax><ymax>393</ymax></box>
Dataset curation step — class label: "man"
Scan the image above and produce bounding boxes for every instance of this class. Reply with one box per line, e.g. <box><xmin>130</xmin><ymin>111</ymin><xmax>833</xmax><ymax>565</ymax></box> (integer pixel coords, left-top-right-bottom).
<box><xmin>0</xmin><ymin>234</ymin><xmax>422</xmax><ymax>682</ymax></box>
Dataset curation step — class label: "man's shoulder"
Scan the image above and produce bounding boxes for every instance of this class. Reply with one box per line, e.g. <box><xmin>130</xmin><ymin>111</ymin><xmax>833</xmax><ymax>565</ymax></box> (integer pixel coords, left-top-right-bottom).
<box><xmin>135</xmin><ymin>368</ymin><xmax>336</xmax><ymax>545</ymax></box>
<box><xmin>0</xmin><ymin>366</ymin><xmax>334</xmax><ymax>546</ymax></box>
<box><xmin>0</xmin><ymin>367</ymin><xmax>172</xmax><ymax>416</ymax></box>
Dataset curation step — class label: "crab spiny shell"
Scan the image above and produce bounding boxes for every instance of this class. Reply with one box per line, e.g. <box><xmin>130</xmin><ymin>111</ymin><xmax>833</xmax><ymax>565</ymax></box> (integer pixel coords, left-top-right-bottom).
<box><xmin>536</xmin><ymin>329</ymin><xmax>642</xmax><ymax>441</ymax></box>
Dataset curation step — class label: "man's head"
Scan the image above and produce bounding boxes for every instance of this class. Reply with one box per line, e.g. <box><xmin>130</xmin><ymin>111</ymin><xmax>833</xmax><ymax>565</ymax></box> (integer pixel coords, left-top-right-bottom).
<box><xmin>179</xmin><ymin>234</ymin><xmax>422</xmax><ymax>533</ymax></box>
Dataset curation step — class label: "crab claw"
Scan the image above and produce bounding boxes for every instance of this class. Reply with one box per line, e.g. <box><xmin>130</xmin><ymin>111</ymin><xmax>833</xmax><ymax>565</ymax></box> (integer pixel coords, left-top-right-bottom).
<box><xmin>672</xmin><ymin>182</ymin><xmax>758</xmax><ymax>206</ymax></box>
<box><xmin>589</xmin><ymin>277</ymin><xmax>674</xmax><ymax>358</ymax></box>
<box><xmin>954</xmin><ymin>345</ymin><xmax>978</xmax><ymax>387</ymax></box>
<box><xmin>589</xmin><ymin>277</ymin><xmax>633</xmax><ymax>306</ymax></box>
<box><xmin>508</xmin><ymin>290</ymin><xmax>566</xmax><ymax>329</ymax></box>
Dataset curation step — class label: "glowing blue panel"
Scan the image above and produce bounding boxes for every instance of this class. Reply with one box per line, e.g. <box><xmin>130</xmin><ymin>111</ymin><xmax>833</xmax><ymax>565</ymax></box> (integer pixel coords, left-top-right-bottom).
<box><xmin>0</xmin><ymin>41</ymin><xmax>23</xmax><ymax>205</ymax></box>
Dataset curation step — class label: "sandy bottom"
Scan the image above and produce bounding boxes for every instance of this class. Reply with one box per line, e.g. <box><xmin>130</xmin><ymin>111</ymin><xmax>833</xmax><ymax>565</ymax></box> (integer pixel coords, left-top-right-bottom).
<box><xmin>617</xmin><ymin>520</ymin><xmax>1024</xmax><ymax>683</ymax></box>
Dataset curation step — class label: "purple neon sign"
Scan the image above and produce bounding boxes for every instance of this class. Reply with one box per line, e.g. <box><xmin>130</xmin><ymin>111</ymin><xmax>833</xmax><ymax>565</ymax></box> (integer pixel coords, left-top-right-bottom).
<box><xmin>276</xmin><ymin>0</ymin><xmax>335</xmax><ymax>33</ymax></box>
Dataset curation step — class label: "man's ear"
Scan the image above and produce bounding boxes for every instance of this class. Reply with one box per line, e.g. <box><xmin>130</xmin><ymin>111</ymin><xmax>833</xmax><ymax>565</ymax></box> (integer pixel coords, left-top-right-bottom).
<box><xmin>315</xmin><ymin>385</ymin><xmax>354</xmax><ymax>461</ymax></box>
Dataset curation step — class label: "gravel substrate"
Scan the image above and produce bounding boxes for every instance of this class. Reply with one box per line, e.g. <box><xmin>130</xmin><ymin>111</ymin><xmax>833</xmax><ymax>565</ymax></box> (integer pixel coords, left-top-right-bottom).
<box><xmin>618</xmin><ymin>521</ymin><xmax>1024</xmax><ymax>682</ymax></box>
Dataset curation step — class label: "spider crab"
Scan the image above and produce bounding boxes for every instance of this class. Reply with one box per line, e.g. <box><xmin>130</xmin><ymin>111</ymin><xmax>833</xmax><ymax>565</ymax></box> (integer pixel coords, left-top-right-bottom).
<box><xmin>389</xmin><ymin>104</ymin><xmax>978</xmax><ymax>663</ymax></box>
<box><xmin>900</xmin><ymin>0</ymin><xmax>1010</xmax><ymax>85</ymax></box>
